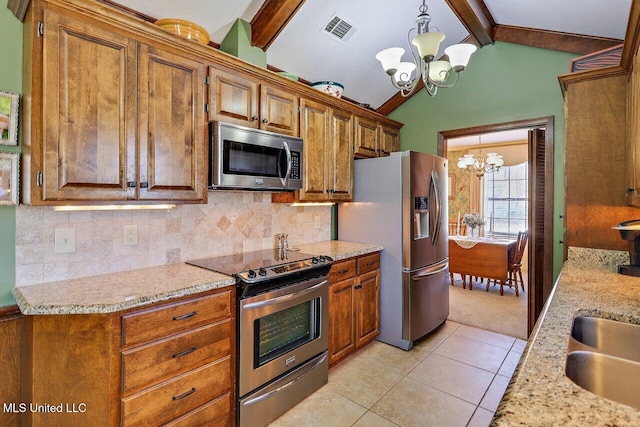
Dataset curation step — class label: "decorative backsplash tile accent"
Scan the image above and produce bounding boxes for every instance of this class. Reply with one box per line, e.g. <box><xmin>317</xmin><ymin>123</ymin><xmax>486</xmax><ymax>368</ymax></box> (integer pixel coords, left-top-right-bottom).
<box><xmin>15</xmin><ymin>192</ymin><xmax>331</xmax><ymax>286</ymax></box>
<box><xmin>567</xmin><ymin>246</ymin><xmax>628</xmax><ymax>272</ymax></box>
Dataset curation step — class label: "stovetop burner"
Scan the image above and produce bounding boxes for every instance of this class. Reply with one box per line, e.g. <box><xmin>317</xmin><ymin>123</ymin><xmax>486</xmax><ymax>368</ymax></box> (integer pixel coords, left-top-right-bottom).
<box><xmin>187</xmin><ymin>249</ymin><xmax>333</xmax><ymax>297</ymax></box>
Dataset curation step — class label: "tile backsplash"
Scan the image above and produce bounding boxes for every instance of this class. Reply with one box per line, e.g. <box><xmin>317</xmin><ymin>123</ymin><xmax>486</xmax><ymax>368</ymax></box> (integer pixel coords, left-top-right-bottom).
<box><xmin>15</xmin><ymin>192</ymin><xmax>331</xmax><ymax>286</ymax></box>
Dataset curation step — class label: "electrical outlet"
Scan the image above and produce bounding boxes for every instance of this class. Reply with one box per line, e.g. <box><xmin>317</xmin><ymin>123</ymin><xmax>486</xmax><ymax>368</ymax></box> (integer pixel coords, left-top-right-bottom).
<box><xmin>54</xmin><ymin>228</ymin><xmax>76</xmax><ymax>254</ymax></box>
<box><xmin>124</xmin><ymin>225</ymin><xmax>138</xmax><ymax>246</ymax></box>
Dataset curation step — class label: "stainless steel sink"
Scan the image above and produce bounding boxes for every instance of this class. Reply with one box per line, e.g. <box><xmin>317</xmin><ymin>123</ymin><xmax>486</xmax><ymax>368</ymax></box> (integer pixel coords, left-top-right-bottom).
<box><xmin>565</xmin><ymin>351</ymin><xmax>640</xmax><ymax>410</ymax></box>
<box><xmin>565</xmin><ymin>316</ymin><xmax>640</xmax><ymax>409</ymax></box>
<box><xmin>570</xmin><ymin>316</ymin><xmax>640</xmax><ymax>361</ymax></box>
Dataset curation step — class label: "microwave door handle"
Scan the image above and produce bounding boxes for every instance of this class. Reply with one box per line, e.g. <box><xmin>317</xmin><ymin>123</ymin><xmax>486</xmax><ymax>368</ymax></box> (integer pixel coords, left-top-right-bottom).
<box><xmin>280</xmin><ymin>140</ymin><xmax>292</xmax><ymax>185</ymax></box>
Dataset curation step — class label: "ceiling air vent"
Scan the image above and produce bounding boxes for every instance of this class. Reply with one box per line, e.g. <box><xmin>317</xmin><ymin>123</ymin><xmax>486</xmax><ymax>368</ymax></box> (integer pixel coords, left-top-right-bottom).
<box><xmin>321</xmin><ymin>13</ymin><xmax>358</xmax><ymax>44</ymax></box>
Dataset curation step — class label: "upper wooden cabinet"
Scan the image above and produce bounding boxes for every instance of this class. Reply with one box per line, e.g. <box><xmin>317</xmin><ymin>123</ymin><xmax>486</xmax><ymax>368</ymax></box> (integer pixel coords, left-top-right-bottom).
<box><xmin>138</xmin><ymin>45</ymin><xmax>206</xmax><ymax>201</ymax></box>
<box><xmin>298</xmin><ymin>99</ymin><xmax>353</xmax><ymax>202</ymax></box>
<box><xmin>354</xmin><ymin>117</ymin><xmax>401</xmax><ymax>158</ymax></box>
<box><xmin>20</xmin><ymin>0</ymin><xmax>401</xmax><ymax>206</ymax></box>
<box><xmin>354</xmin><ymin>116</ymin><xmax>380</xmax><ymax>158</ymax></box>
<box><xmin>208</xmin><ymin>66</ymin><xmax>299</xmax><ymax>136</ymax></box>
<box><xmin>23</xmin><ymin>2</ymin><xmax>207</xmax><ymax>205</ymax></box>
<box><xmin>379</xmin><ymin>124</ymin><xmax>401</xmax><ymax>157</ymax></box>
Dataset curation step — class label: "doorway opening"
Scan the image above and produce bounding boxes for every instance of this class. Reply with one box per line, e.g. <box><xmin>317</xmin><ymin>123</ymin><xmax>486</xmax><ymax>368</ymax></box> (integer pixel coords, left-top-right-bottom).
<box><xmin>438</xmin><ymin>117</ymin><xmax>554</xmax><ymax>337</ymax></box>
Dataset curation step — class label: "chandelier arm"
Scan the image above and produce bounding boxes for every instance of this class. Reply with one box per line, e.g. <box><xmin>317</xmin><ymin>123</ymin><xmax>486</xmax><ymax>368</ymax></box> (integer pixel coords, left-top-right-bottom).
<box><xmin>431</xmin><ymin>69</ymin><xmax>461</xmax><ymax>89</ymax></box>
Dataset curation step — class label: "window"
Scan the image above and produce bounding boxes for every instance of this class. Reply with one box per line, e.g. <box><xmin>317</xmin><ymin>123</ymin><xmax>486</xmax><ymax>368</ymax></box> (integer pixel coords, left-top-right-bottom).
<box><xmin>484</xmin><ymin>163</ymin><xmax>528</xmax><ymax>237</ymax></box>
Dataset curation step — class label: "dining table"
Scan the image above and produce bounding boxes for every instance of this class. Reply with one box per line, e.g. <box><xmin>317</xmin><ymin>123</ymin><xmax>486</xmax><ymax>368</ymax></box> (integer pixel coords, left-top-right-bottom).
<box><xmin>448</xmin><ymin>235</ymin><xmax>517</xmax><ymax>294</ymax></box>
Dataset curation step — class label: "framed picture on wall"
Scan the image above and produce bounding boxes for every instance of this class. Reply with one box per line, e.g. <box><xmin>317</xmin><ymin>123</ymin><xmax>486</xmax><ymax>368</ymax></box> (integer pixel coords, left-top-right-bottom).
<box><xmin>0</xmin><ymin>91</ymin><xmax>19</xmax><ymax>146</ymax></box>
<box><xmin>0</xmin><ymin>152</ymin><xmax>20</xmax><ymax>205</ymax></box>
<box><xmin>448</xmin><ymin>175</ymin><xmax>455</xmax><ymax>199</ymax></box>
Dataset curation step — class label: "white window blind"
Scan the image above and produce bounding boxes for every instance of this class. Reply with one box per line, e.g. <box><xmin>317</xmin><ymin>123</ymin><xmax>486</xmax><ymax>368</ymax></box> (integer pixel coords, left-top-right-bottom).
<box><xmin>483</xmin><ymin>162</ymin><xmax>528</xmax><ymax>237</ymax></box>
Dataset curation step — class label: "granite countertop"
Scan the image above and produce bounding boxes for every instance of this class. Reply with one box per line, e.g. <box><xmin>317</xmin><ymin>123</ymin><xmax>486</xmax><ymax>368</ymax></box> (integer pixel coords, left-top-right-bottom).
<box><xmin>12</xmin><ymin>240</ymin><xmax>382</xmax><ymax>315</ymax></box>
<box><xmin>295</xmin><ymin>240</ymin><xmax>383</xmax><ymax>261</ymax></box>
<box><xmin>492</xmin><ymin>248</ymin><xmax>640</xmax><ymax>426</ymax></box>
<box><xmin>12</xmin><ymin>263</ymin><xmax>235</xmax><ymax>315</ymax></box>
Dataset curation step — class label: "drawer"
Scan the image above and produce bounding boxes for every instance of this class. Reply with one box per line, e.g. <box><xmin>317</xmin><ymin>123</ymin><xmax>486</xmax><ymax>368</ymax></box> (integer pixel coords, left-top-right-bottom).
<box><xmin>122</xmin><ymin>320</ymin><xmax>232</xmax><ymax>393</ymax></box>
<box><xmin>329</xmin><ymin>259</ymin><xmax>356</xmax><ymax>282</ymax></box>
<box><xmin>358</xmin><ymin>253</ymin><xmax>380</xmax><ymax>275</ymax></box>
<box><xmin>162</xmin><ymin>392</ymin><xmax>231</xmax><ymax>427</ymax></box>
<box><xmin>122</xmin><ymin>291</ymin><xmax>231</xmax><ymax>347</ymax></box>
<box><xmin>121</xmin><ymin>356</ymin><xmax>231</xmax><ymax>426</ymax></box>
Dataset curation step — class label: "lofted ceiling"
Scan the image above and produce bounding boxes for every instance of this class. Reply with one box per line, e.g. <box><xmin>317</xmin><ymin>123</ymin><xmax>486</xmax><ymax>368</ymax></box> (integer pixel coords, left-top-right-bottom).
<box><xmin>112</xmin><ymin>0</ymin><xmax>632</xmax><ymax>113</ymax></box>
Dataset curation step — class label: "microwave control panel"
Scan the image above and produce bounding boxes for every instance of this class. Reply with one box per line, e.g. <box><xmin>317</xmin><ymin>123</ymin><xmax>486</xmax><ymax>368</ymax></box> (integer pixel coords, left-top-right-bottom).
<box><xmin>290</xmin><ymin>152</ymin><xmax>301</xmax><ymax>180</ymax></box>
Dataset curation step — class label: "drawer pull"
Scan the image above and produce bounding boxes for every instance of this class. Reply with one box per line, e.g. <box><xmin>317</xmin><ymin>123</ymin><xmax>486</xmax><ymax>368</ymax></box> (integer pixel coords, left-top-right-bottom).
<box><xmin>172</xmin><ymin>346</ymin><xmax>197</xmax><ymax>358</ymax></box>
<box><xmin>172</xmin><ymin>387</ymin><xmax>196</xmax><ymax>401</ymax></box>
<box><xmin>338</xmin><ymin>269</ymin><xmax>350</xmax><ymax>274</ymax></box>
<box><xmin>365</xmin><ymin>261</ymin><xmax>376</xmax><ymax>267</ymax></box>
<box><xmin>173</xmin><ymin>311</ymin><xmax>197</xmax><ymax>321</ymax></box>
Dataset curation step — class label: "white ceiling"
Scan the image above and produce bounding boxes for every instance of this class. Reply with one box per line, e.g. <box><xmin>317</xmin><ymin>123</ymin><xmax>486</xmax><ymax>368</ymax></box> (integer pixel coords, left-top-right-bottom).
<box><xmin>447</xmin><ymin>129</ymin><xmax>529</xmax><ymax>149</ymax></box>
<box><xmin>113</xmin><ymin>0</ymin><xmax>632</xmax><ymax>109</ymax></box>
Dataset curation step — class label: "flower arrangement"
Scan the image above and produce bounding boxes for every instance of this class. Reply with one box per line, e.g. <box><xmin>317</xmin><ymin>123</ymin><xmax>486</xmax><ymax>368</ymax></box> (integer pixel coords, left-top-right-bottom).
<box><xmin>462</xmin><ymin>212</ymin><xmax>485</xmax><ymax>229</ymax></box>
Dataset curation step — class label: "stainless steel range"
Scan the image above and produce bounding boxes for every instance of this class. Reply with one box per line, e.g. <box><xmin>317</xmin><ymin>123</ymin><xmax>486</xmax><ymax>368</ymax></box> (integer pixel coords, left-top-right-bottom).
<box><xmin>188</xmin><ymin>249</ymin><xmax>333</xmax><ymax>427</ymax></box>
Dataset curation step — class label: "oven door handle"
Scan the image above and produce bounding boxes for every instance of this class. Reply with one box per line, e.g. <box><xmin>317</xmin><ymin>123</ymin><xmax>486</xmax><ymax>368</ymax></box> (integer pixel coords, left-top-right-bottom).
<box><xmin>242</xmin><ymin>352</ymin><xmax>328</xmax><ymax>407</ymax></box>
<box><xmin>242</xmin><ymin>280</ymin><xmax>327</xmax><ymax>310</ymax></box>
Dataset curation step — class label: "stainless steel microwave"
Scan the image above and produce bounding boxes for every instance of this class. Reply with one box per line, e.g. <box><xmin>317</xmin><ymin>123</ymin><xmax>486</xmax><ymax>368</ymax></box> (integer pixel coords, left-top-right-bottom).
<box><xmin>209</xmin><ymin>121</ymin><xmax>303</xmax><ymax>191</ymax></box>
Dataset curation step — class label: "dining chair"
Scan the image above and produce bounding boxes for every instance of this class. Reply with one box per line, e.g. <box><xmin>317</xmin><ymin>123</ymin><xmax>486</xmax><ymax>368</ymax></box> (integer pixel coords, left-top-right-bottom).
<box><xmin>486</xmin><ymin>230</ymin><xmax>528</xmax><ymax>296</ymax></box>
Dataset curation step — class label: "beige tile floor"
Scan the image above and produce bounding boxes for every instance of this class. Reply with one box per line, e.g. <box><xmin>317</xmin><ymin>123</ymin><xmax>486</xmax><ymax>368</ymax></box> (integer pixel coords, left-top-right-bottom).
<box><xmin>269</xmin><ymin>321</ymin><xmax>527</xmax><ymax>427</ymax></box>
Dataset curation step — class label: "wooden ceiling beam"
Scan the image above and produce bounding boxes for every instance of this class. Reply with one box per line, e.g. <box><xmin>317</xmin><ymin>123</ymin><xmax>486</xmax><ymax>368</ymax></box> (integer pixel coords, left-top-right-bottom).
<box><xmin>494</xmin><ymin>25</ymin><xmax>623</xmax><ymax>55</ymax></box>
<box><xmin>445</xmin><ymin>0</ymin><xmax>495</xmax><ymax>46</ymax></box>
<box><xmin>251</xmin><ymin>0</ymin><xmax>306</xmax><ymax>51</ymax></box>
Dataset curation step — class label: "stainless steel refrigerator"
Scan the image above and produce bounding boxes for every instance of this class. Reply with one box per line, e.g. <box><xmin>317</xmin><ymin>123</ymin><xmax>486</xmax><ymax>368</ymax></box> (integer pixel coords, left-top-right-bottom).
<box><xmin>338</xmin><ymin>150</ymin><xmax>449</xmax><ymax>350</ymax></box>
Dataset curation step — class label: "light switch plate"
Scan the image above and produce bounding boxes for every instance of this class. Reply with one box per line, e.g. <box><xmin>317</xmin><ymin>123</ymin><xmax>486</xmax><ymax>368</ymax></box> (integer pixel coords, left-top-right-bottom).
<box><xmin>54</xmin><ymin>228</ymin><xmax>76</xmax><ymax>254</ymax></box>
<box><xmin>124</xmin><ymin>225</ymin><xmax>138</xmax><ymax>246</ymax></box>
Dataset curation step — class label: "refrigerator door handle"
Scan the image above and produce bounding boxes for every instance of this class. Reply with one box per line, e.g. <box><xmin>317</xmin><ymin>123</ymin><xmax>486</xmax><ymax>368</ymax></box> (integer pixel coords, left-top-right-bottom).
<box><xmin>429</xmin><ymin>170</ymin><xmax>442</xmax><ymax>245</ymax></box>
<box><xmin>411</xmin><ymin>261</ymin><xmax>449</xmax><ymax>280</ymax></box>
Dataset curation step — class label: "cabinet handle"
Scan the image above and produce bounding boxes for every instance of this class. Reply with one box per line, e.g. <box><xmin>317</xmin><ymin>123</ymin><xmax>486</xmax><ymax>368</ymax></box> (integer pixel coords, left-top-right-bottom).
<box><xmin>173</xmin><ymin>311</ymin><xmax>196</xmax><ymax>321</ymax></box>
<box><xmin>140</xmin><ymin>182</ymin><xmax>148</xmax><ymax>189</ymax></box>
<box><xmin>252</xmin><ymin>115</ymin><xmax>259</xmax><ymax>121</ymax></box>
<box><xmin>127</xmin><ymin>181</ymin><xmax>136</xmax><ymax>188</ymax></box>
<box><xmin>338</xmin><ymin>269</ymin><xmax>350</xmax><ymax>274</ymax></box>
<box><xmin>172</xmin><ymin>387</ymin><xmax>196</xmax><ymax>401</ymax></box>
<box><xmin>365</xmin><ymin>261</ymin><xmax>376</xmax><ymax>267</ymax></box>
<box><xmin>172</xmin><ymin>346</ymin><xmax>197</xmax><ymax>358</ymax></box>
<box><xmin>354</xmin><ymin>284</ymin><xmax>363</xmax><ymax>290</ymax></box>
<box><xmin>262</xmin><ymin>118</ymin><xmax>269</xmax><ymax>124</ymax></box>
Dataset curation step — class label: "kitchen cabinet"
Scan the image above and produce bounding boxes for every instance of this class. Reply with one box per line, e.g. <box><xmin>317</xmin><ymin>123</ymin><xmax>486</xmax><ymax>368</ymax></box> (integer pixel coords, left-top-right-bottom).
<box><xmin>22</xmin><ymin>3</ymin><xmax>207</xmax><ymax>205</ymax></box>
<box><xmin>20</xmin><ymin>289</ymin><xmax>235</xmax><ymax>426</ymax></box>
<box><xmin>354</xmin><ymin>116</ymin><xmax>380</xmax><ymax>158</ymax></box>
<box><xmin>208</xmin><ymin>66</ymin><xmax>299</xmax><ymax>136</ymax></box>
<box><xmin>628</xmin><ymin>47</ymin><xmax>640</xmax><ymax>206</ymax></box>
<box><xmin>298</xmin><ymin>99</ymin><xmax>354</xmax><ymax>202</ymax></box>
<box><xmin>328</xmin><ymin>252</ymin><xmax>380</xmax><ymax>365</ymax></box>
<box><xmin>379</xmin><ymin>123</ymin><xmax>401</xmax><ymax>157</ymax></box>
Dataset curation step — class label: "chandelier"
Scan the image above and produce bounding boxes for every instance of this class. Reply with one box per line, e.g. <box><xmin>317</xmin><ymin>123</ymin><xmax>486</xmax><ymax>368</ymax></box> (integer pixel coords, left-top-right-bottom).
<box><xmin>375</xmin><ymin>0</ymin><xmax>477</xmax><ymax>97</ymax></box>
<box><xmin>457</xmin><ymin>136</ymin><xmax>504</xmax><ymax>178</ymax></box>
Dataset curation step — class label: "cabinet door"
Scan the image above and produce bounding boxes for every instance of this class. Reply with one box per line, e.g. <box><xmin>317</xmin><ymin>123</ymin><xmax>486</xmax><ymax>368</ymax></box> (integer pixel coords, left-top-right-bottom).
<box><xmin>299</xmin><ymin>99</ymin><xmax>330</xmax><ymax>201</ymax></box>
<box><xmin>260</xmin><ymin>85</ymin><xmax>299</xmax><ymax>136</ymax></box>
<box><xmin>329</xmin><ymin>109</ymin><xmax>354</xmax><ymax>201</ymax></box>
<box><xmin>354</xmin><ymin>116</ymin><xmax>379</xmax><ymax>158</ymax></box>
<box><xmin>42</xmin><ymin>9</ymin><xmax>136</xmax><ymax>201</ymax></box>
<box><xmin>379</xmin><ymin>124</ymin><xmax>400</xmax><ymax>157</ymax></box>
<box><xmin>328</xmin><ymin>278</ymin><xmax>356</xmax><ymax>365</ymax></box>
<box><xmin>355</xmin><ymin>269</ymin><xmax>380</xmax><ymax>347</ymax></box>
<box><xmin>138</xmin><ymin>44</ymin><xmax>206</xmax><ymax>202</ymax></box>
<box><xmin>208</xmin><ymin>67</ymin><xmax>259</xmax><ymax>128</ymax></box>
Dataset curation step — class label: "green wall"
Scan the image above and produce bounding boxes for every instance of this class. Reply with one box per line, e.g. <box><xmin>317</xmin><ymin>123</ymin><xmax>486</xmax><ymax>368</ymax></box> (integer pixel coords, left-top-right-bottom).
<box><xmin>389</xmin><ymin>41</ymin><xmax>578</xmax><ymax>280</ymax></box>
<box><xmin>0</xmin><ymin>3</ymin><xmax>21</xmax><ymax>307</ymax></box>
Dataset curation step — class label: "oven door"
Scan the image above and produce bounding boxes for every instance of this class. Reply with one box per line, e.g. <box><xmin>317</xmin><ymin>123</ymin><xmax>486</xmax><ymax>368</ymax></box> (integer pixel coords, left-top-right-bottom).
<box><xmin>238</xmin><ymin>276</ymin><xmax>328</xmax><ymax>397</ymax></box>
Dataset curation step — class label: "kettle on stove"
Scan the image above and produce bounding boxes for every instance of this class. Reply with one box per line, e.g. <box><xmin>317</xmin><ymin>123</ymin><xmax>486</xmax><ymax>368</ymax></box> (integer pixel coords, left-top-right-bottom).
<box><xmin>613</xmin><ymin>219</ymin><xmax>640</xmax><ymax>276</ymax></box>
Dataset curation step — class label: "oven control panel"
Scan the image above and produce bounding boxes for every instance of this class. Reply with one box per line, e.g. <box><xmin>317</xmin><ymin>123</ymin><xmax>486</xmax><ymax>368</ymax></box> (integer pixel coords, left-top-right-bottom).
<box><xmin>238</xmin><ymin>256</ymin><xmax>332</xmax><ymax>284</ymax></box>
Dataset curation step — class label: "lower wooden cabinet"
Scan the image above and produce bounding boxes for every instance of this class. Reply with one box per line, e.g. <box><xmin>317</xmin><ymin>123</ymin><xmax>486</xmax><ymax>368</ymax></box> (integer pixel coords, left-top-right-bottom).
<box><xmin>20</xmin><ymin>288</ymin><xmax>235</xmax><ymax>426</ymax></box>
<box><xmin>328</xmin><ymin>252</ymin><xmax>380</xmax><ymax>365</ymax></box>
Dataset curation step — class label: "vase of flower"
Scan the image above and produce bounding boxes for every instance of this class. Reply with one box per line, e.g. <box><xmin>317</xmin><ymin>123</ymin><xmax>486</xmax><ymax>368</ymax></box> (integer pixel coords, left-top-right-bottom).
<box><xmin>462</xmin><ymin>212</ymin><xmax>485</xmax><ymax>239</ymax></box>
